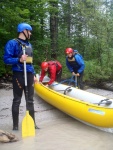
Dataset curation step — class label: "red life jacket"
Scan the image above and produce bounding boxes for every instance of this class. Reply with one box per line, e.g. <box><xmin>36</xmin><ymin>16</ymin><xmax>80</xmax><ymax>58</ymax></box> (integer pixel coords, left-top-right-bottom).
<box><xmin>48</xmin><ymin>61</ymin><xmax>62</xmax><ymax>71</ymax></box>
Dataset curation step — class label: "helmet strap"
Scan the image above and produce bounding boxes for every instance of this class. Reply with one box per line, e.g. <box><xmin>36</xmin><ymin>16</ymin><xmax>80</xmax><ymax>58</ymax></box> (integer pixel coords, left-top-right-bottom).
<box><xmin>27</xmin><ymin>30</ymin><xmax>30</xmax><ymax>39</ymax></box>
<box><xmin>22</xmin><ymin>30</ymin><xmax>29</xmax><ymax>41</ymax></box>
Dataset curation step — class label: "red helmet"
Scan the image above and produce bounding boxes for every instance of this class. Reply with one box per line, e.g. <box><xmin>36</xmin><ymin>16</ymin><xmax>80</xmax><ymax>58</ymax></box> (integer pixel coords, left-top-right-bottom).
<box><xmin>41</xmin><ymin>62</ymin><xmax>48</xmax><ymax>70</ymax></box>
<box><xmin>65</xmin><ymin>48</ymin><xmax>73</xmax><ymax>54</ymax></box>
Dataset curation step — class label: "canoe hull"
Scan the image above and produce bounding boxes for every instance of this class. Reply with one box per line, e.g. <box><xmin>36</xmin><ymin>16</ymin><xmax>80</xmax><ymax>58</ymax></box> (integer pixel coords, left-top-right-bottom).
<box><xmin>34</xmin><ymin>83</ymin><xmax>113</xmax><ymax>128</ymax></box>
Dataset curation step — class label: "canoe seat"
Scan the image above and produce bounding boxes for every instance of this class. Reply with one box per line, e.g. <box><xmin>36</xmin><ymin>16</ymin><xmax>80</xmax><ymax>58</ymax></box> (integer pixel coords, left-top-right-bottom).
<box><xmin>94</xmin><ymin>99</ymin><xmax>112</xmax><ymax>106</ymax></box>
<box><xmin>64</xmin><ymin>87</ymin><xmax>72</xmax><ymax>95</ymax></box>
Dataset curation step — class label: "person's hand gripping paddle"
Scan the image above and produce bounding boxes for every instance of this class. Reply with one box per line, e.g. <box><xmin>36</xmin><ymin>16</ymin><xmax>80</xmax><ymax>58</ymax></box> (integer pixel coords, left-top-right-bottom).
<box><xmin>22</xmin><ymin>45</ymin><xmax>35</xmax><ymax>138</ymax></box>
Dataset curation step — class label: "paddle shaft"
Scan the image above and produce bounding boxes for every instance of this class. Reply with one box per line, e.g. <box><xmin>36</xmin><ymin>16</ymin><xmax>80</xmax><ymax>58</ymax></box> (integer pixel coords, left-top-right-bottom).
<box><xmin>75</xmin><ymin>75</ymin><xmax>77</xmax><ymax>88</ymax></box>
<box><xmin>22</xmin><ymin>45</ymin><xmax>35</xmax><ymax>138</ymax></box>
<box><xmin>22</xmin><ymin>45</ymin><xmax>29</xmax><ymax>108</ymax></box>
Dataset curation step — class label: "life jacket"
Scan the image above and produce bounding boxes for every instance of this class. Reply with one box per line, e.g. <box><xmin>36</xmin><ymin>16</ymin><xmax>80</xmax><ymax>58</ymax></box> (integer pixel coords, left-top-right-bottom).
<box><xmin>67</xmin><ymin>56</ymin><xmax>78</xmax><ymax>68</ymax></box>
<box><xmin>48</xmin><ymin>61</ymin><xmax>62</xmax><ymax>71</ymax></box>
<box><xmin>15</xmin><ymin>38</ymin><xmax>33</xmax><ymax>63</ymax></box>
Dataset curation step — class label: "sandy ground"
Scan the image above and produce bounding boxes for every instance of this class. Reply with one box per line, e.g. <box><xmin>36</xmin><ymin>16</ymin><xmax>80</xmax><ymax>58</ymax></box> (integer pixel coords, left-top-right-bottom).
<box><xmin>1</xmin><ymin>87</ymin><xmax>113</xmax><ymax>150</ymax></box>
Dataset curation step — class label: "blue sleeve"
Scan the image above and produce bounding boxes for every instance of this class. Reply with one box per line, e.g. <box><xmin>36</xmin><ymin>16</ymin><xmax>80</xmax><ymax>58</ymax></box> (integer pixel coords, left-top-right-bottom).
<box><xmin>66</xmin><ymin>57</ymin><xmax>74</xmax><ymax>73</ymax></box>
<box><xmin>75</xmin><ymin>54</ymin><xmax>85</xmax><ymax>73</ymax></box>
<box><xmin>3</xmin><ymin>40</ymin><xmax>19</xmax><ymax>65</ymax></box>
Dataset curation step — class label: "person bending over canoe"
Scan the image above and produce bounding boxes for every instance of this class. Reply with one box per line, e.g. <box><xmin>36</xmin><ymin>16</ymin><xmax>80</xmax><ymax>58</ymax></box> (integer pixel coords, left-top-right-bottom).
<box><xmin>65</xmin><ymin>48</ymin><xmax>85</xmax><ymax>89</ymax></box>
<box><xmin>39</xmin><ymin>61</ymin><xmax>62</xmax><ymax>86</ymax></box>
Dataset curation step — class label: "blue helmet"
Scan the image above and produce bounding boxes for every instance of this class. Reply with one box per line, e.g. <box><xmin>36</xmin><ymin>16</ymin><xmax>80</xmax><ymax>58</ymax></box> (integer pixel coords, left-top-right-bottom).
<box><xmin>17</xmin><ymin>23</ymin><xmax>32</xmax><ymax>32</ymax></box>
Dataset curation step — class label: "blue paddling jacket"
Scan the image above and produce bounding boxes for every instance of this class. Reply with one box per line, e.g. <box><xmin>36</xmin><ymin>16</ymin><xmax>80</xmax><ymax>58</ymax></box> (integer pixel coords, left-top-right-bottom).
<box><xmin>3</xmin><ymin>38</ymin><xmax>35</xmax><ymax>74</ymax></box>
<box><xmin>66</xmin><ymin>54</ymin><xmax>85</xmax><ymax>74</ymax></box>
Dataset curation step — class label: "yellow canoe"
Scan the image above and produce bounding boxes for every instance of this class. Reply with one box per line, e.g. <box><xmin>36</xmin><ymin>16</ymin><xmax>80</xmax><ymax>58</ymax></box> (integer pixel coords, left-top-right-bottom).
<box><xmin>34</xmin><ymin>75</ymin><xmax>113</xmax><ymax>128</ymax></box>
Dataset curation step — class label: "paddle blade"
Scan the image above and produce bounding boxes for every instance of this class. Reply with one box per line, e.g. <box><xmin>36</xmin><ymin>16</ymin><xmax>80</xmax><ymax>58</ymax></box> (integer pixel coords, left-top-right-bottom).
<box><xmin>22</xmin><ymin>111</ymin><xmax>35</xmax><ymax>138</ymax></box>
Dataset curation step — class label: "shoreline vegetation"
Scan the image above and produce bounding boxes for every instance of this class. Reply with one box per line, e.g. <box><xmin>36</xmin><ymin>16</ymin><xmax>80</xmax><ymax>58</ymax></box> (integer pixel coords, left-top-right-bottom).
<box><xmin>1</xmin><ymin>74</ymin><xmax>113</xmax><ymax>92</ymax></box>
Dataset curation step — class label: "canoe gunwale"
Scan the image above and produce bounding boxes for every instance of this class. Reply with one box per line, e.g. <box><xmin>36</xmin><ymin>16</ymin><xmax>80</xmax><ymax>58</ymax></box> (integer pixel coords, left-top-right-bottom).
<box><xmin>38</xmin><ymin>83</ymin><xmax>113</xmax><ymax>109</ymax></box>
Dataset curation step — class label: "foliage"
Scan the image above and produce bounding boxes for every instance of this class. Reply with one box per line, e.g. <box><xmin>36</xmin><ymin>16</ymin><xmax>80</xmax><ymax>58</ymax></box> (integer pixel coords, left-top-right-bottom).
<box><xmin>1</xmin><ymin>0</ymin><xmax>113</xmax><ymax>84</ymax></box>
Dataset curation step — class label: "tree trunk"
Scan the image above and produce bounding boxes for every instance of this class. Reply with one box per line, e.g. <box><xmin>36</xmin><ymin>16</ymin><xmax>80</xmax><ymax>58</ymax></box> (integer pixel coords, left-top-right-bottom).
<box><xmin>49</xmin><ymin>1</ymin><xmax>58</xmax><ymax>59</ymax></box>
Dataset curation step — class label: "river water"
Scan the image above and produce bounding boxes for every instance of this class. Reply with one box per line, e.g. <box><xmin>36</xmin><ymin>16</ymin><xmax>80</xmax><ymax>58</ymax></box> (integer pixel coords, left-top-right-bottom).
<box><xmin>0</xmin><ymin>87</ymin><xmax>113</xmax><ymax>150</ymax></box>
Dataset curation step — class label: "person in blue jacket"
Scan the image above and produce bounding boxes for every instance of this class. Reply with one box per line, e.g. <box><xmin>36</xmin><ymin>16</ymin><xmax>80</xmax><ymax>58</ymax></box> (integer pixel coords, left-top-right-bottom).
<box><xmin>65</xmin><ymin>48</ymin><xmax>85</xmax><ymax>89</ymax></box>
<box><xmin>3</xmin><ymin>23</ymin><xmax>39</xmax><ymax>130</ymax></box>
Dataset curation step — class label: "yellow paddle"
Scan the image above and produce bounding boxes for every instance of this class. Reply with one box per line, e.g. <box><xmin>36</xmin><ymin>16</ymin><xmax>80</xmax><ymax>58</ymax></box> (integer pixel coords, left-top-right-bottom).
<box><xmin>22</xmin><ymin>45</ymin><xmax>35</xmax><ymax>138</ymax></box>
<box><xmin>22</xmin><ymin>111</ymin><xmax>35</xmax><ymax>137</ymax></box>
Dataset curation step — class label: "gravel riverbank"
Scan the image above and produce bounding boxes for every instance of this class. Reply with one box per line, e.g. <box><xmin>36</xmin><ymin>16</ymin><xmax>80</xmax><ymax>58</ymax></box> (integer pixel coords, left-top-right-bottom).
<box><xmin>1</xmin><ymin>86</ymin><xmax>113</xmax><ymax>150</ymax></box>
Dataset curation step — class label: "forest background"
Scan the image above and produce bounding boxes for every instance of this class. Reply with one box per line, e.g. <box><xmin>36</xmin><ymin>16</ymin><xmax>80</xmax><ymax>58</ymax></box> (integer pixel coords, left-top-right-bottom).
<box><xmin>0</xmin><ymin>0</ymin><xmax>113</xmax><ymax>85</ymax></box>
